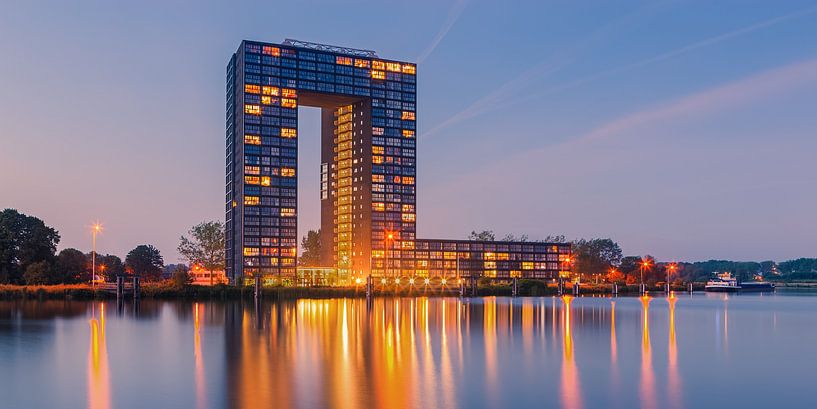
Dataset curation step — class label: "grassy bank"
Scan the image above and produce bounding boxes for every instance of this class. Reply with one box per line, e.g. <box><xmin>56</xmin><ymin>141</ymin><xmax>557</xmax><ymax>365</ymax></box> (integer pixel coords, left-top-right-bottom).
<box><xmin>0</xmin><ymin>280</ymin><xmax>707</xmax><ymax>301</ymax></box>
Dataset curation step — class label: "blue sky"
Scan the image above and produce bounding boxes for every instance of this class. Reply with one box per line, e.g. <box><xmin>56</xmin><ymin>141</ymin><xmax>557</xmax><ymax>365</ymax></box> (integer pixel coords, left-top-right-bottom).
<box><xmin>1</xmin><ymin>0</ymin><xmax>816</xmax><ymax>263</ymax></box>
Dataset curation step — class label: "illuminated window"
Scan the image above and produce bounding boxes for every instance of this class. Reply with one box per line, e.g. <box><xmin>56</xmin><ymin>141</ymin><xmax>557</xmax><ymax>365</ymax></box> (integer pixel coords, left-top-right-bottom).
<box><xmin>244</xmin><ymin>134</ymin><xmax>261</xmax><ymax>145</ymax></box>
<box><xmin>401</xmin><ymin>64</ymin><xmax>416</xmax><ymax>74</ymax></box>
<box><xmin>244</xmin><ymin>196</ymin><xmax>260</xmax><ymax>206</ymax></box>
<box><xmin>281</xmin><ymin>167</ymin><xmax>295</xmax><ymax>177</ymax></box>
<box><xmin>281</xmin><ymin>128</ymin><xmax>297</xmax><ymax>138</ymax></box>
<box><xmin>244</xmin><ymin>104</ymin><xmax>261</xmax><ymax>115</ymax></box>
<box><xmin>245</xmin><ymin>84</ymin><xmax>261</xmax><ymax>94</ymax></box>
<box><xmin>484</xmin><ymin>261</ymin><xmax>497</xmax><ymax>269</ymax></box>
<box><xmin>336</xmin><ymin>56</ymin><xmax>352</xmax><ymax>65</ymax></box>
<box><xmin>402</xmin><ymin>176</ymin><xmax>415</xmax><ymax>185</ymax></box>
<box><xmin>243</xmin><ymin>247</ymin><xmax>260</xmax><ymax>257</ymax></box>
<box><xmin>401</xmin><ymin>111</ymin><xmax>415</xmax><ymax>120</ymax></box>
<box><xmin>262</xmin><ymin>46</ymin><xmax>280</xmax><ymax>56</ymax></box>
<box><xmin>402</xmin><ymin>130</ymin><xmax>415</xmax><ymax>138</ymax></box>
<box><xmin>244</xmin><ymin>176</ymin><xmax>260</xmax><ymax>185</ymax></box>
<box><xmin>372</xmin><ymin>175</ymin><xmax>385</xmax><ymax>183</ymax></box>
<box><xmin>522</xmin><ymin>262</ymin><xmax>534</xmax><ymax>270</ymax></box>
<box><xmin>402</xmin><ymin>204</ymin><xmax>414</xmax><ymax>212</ymax></box>
<box><xmin>260</xmin><ymin>176</ymin><xmax>271</xmax><ymax>186</ymax></box>
<box><xmin>372</xmin><ymin>155</ymin><xmax>383</xmax><ymax>164</ymax></box>
<box><xmin>372</xmin><ymin>60</ymin><xmax>385</xmax><ymax>70</ymax></box>
<box><xmin>497</xmin><ymin>252</ymin><xmax>509</xmax><ymax>261</ymax></box>
<box><xmin>354</xmin><ymin>59</ymin><xmax>370</xmax><ymax>68</ymax></box>
<box><xmin>261</xmin><ymin>96</ymin><xmax>273</xmax><ymax>105</ymax></box>
<box><xmin>484</xmin><ymin>252</ymin><xmax>496</xmax><ymax>260</ymax></box>
<box><xmin>385</xmin><ymin>62</ymin><xmax>401</xmax><ymax>72</ymax></box>
<box><xmin>372</xmin><ymin>146</ymin><xmax>384</xmax><ymax>154</ymax></box>
<box><xmin>262</xmin><ymin>86</ymin><xmax>279</xmax><ymax>96</ymax></box>
<box><xmin>372</xmin><ymin>202</ymin><xmax>385</xmax><ymax>212</ymax></box>
<box><xmin>280</xmin><ymin>208</ymin><xmax>295</xmax><ymax>217</ymax></box>
<box><xmin>402</xmin><ymin>213</ymin><xmax>415</xmax><ymax>222</ymax></box>
<box><xmin>244</xmin><ymin>166</ymin><xmax>260</xmax><ymax>175</ymax></box>
<box><xmin>372</xmin><ymin>127</ymin><xmax>384</xmax><ymax>135</ymax></box>
<box><xmin>281</xmin><ymin>88</ymin><xmax>297</xmax><ymax>98</ymax></box>
<box><xmin>371</xmin><ymin>70</ymin><xmax>385</xmax><ymax>80</ymax></box>
<box><xmin>281</xmin><ymin>98</ymin><xmax>297</xmax><ymax>108</ymax></box>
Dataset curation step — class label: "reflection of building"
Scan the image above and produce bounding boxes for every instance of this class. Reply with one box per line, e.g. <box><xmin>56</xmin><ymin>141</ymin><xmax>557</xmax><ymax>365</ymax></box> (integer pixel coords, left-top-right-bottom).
<box><xmin>225</xmin><ymin>39</ymin><xmax>571</xmax><ymax>285</ymax></box>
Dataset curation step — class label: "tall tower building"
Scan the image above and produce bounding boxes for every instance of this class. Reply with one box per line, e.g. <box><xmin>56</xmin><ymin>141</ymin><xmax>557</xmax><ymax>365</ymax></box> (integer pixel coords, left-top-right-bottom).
<box><xmin>226</xmin><ymin>40</ymin><xmax>417</xmax><ymax>284</ymax></box>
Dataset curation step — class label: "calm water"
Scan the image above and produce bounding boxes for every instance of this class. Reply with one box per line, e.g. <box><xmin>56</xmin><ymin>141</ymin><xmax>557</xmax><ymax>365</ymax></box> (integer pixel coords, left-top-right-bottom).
<box><xmin>1</xmin><ymin>293</ymin><xmax>816</xmax><ymax>409</ymax></box>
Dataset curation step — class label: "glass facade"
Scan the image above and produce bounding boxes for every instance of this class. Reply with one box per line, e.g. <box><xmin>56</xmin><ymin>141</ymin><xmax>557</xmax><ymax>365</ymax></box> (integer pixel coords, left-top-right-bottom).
<box><xmin>227</xmin><ymin>39</ymin><xmax>570</xmax><ymax>285</ymax></box>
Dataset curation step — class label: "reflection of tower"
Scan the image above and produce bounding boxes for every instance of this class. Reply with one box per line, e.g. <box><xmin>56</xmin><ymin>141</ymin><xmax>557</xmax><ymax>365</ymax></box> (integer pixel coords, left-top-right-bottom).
<box><xmin>560</xmin><ymin>295</ymin><xmax>582</xmax><ymax>409</ymax></box>
<box><xmin>640</xmin><ymin>296</ymin><xmax>656</xmax><ymax>409</ymax></box>
<box><xmin>87</xmin><ymin>303</ymin><xmax>110</xmax><ymax>409</ymax></box>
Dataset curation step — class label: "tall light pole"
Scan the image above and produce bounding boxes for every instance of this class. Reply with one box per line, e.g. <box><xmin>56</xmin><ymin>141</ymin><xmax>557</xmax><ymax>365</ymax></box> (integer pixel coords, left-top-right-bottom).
<box><xmin>385</xmin><ymin>232</ymin><xmax>394</xmax><ymax>278</ymax></box>
<box><xmin>91</xmin><ymin>223</ymin><xmax>102</xmax><ymax>288</ymax></box>
<box><xmin>640</xmin><ymin>258</ymin><xmax>651</xmax><ymax>295</ymax></box>
<box><xmin>667</xmin><ymin>263</ymin><xmax>677</xmax><ymax>293</ymax></box>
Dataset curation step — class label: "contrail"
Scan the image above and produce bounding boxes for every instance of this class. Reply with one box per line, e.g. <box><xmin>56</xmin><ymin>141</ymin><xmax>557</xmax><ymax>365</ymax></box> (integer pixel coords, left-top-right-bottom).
<box><xmin>417</xmin><ymin>0</ymin><xmax>470</xmax><ymax>64</ymax></box>
<box><xmin>423</xmin><ymin>4</ymin><xmax>817</xmax><ymax>138</ymax></box>
<box><xmin>423</xmin><ymin>1</ymin><xmax>671</xmax><ymax>138</ymax></box>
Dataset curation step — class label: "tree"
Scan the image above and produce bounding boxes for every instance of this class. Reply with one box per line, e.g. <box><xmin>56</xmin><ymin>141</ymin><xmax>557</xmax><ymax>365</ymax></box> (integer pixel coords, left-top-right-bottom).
<box><xmin>125</xmin><ymin>245</ymin><xmax>164</xmax><ymax>281</ymax></box>
<box><xmin>97</xmin><ymin>254</ymin><xmax>124</xmax><ymax>282</ymax></box>
<box><xmin>299</xmin><ymin>230</ymin><xmax>322</xmax><ymax>266</ymax></box>
<box><xmin>55</xmin><ymin>248</ymin><xmax>87</xmax><ymax>283</ymax></box>
<box><xmin>178</xmin><ymin>221</ymin><xmax>225</xmax><ymax>286</ymax></box>
<box><xmin>539</xmin><ymin>235</ymin><xmax>567</xmax><ymax>243</ymax></box>
<box><xmin>469</xmin><ymin>230</ymin><xmax>495</xmax><ymax>241</ymax></box>
<box><xmin>0</xmin><ymin>209</ymin><xmax>60</xmax><ymax>284</ymax></box>
<box><xmin>23</xmin><ymin>261</ymin><xmax>54</xmax><ymax>285</ymax></box>
<box><xmin>501</xmin><ymin>233</ymin><xmax>529</xmax><ymax>242</ymax></box>
<box><xmin>171</xmin><ymin>264</ymin><xmax>191</xmax><ymax>288</ymax></box>
<box><xmin>572</xmin><ymin>238</ymin><xmax>623</xmax><ymax>277</ymax></box>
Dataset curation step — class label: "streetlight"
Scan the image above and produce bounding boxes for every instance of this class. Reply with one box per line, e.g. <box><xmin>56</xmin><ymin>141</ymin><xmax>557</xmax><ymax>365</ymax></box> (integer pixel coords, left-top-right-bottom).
<box><xmin>91</xmin><ymin>223</ymin><xmax>102</xmax><ymax>288</ymax></box>
<box><xmin>667</xmin><ymin>263</ymin><xmax>677</xmax><ymax>293</ymax></box>
<box><xmin>640</xmin><ymin>258</ymin><xmax>652</xmax><ymax>285</ymax></box>
<box><xmin>384</xmin><ymin>231</ymin><xmax>395</xmax><ymax>279</ymax></box>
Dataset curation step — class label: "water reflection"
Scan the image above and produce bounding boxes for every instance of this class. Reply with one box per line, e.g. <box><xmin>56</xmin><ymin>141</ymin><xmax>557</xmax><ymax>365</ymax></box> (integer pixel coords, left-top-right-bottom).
<box><xmin>667</xmin><ymin>294</ymin><xmax>682</xmax><ymax>409</ymax></box>
<box><xmin>561</xmin><ymin>295</ymin><xmax>582</xmax><ymax>409</ymax></box>
<box><xmin>640</xmin><ymin>296</ymin><xmax>656</xmax><ymax>409</ymax></box>
<box><xmin>88</xmin><ymin>303</ymin><xmax>110</xmax><ymax>409</ymax></box>
<box><xmin>7</xmin><ymin>295</ymin><xmax>814</xmax><ymax>409</ymax></box>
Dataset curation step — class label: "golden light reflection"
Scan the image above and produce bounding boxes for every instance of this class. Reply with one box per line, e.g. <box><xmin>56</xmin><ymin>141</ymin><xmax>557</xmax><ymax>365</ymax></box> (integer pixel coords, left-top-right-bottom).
<box><xmin>640</xmin><ymin>295</ymin><xmax>656</xmax><ymax>409</ymax></box>
<box><xmin>610</xmin><ymin>301</ymin><xmax>617</xmax><ymax>365</ymax></box>
<box><xmin>560</xmin><ymin>295</ymin><xmax>582</xmax><ymax>409</ymax></box>
<box><xmin>667</xmin><ymin>293</ymin><xmax>682</xmax><ymax>409</ymax></box>
<box><xmin>194</xmin><ymin>303</ymin><xmax>206</xmax><ymax>409</ymax></box>
<box><xmin>87</xmin><ymin>303</ymin><xmax>110</xmax><ymax>409</ymax></box>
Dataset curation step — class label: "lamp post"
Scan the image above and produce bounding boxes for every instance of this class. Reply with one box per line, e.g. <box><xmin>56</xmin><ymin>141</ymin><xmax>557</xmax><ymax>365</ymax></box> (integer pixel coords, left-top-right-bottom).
<box><xmin>640</xmin><ymin>258</ymin><xmax>651</xmax><ymax>295</ymax></box>
<box><xmin>91</xmin><ymin>223</ymin><xmax>102</xmax><ymax>289</ymax></box>
<box><xmin>385</xmin><ymin>232</ymin><xmax>394</xmax><ymax>278</ymax></box>
<box><xmin>666</xmin><ymin>263</ymin><xmax>677</xmax><ymax>293</ymax></box>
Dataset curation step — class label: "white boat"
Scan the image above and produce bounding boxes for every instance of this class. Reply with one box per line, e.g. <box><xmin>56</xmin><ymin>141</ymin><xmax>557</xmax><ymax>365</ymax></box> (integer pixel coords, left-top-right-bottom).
<box><xmin>705</xmin><ymin>272</ymin><xmax>740</xmax><ymax>292</ymax></box>
<box><xmin>704</xmin><ymin>272</ymin><xmax>775</xmax><ymax>292</ymax></box>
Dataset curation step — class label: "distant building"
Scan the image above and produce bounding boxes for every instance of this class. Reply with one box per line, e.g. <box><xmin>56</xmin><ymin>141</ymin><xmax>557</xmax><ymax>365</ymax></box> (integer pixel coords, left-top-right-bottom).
<box><xmin>189</xmin><ymin>265</ymin><xmax>228</xmax><ymax>286</ymax></box>
<box><xmin>226</xmin><ymin>39</ymin><xmax>571</xmax><ymax>285</ymax></box>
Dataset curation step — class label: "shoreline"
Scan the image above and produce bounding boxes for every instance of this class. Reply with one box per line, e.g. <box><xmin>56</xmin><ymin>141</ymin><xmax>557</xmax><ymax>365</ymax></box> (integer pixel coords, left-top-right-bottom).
<box><xmin>0</xmin><ymin>281</ymin><xmax>707</xmax><ymax>301</ymax></box>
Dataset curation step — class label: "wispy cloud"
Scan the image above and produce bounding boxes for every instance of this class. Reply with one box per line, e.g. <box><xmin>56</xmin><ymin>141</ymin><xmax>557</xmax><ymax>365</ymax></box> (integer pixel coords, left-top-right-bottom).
<box><xmin>423</xmin><ymin>4</ymin><xmax>817</xmax><ymax>138</ymax></box>
<box><xmin>417</xmin><ymin>0</ymin><xmax>470</xmax><ymax>64</ymax></box>
<box><xmin>570</xmin><ymin>57</ymin><xmax>817</xmax><ymax>145</ymax></box>
<box><xmin>423</xmin><ymin>2</ymin><xmax>667</xmax><ymax>138</ymax></box>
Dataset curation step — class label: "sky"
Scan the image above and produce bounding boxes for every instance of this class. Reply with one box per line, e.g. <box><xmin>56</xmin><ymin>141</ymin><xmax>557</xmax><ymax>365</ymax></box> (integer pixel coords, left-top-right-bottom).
<box><xmin>1</xmin><ymin>0</ymin><xmax>816</xmax><ymax>263</ymax></box>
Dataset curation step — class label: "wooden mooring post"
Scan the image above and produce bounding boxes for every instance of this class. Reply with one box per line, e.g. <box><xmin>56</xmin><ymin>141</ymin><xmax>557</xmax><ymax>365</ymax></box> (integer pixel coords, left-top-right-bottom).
<box><xmin>512</xmin><ymin>277</ymin><xmax>519</xmax><ymax>297</ymax></box>
<box><xmin>132</xmin><ymin>276</ymin><xmax>140</xmax><ymax>300</ymax></box>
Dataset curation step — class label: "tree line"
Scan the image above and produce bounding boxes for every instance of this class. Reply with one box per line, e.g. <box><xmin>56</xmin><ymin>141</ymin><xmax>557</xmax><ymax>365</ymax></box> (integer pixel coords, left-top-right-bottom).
<box><xmin>0</xmin><ymin>209</ymin><xmax>226</xmax><ymax>286</ymax></box>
